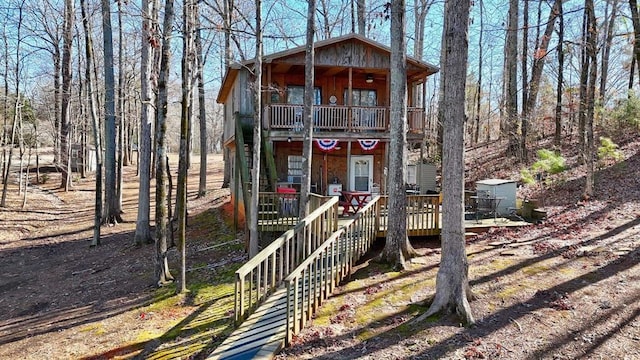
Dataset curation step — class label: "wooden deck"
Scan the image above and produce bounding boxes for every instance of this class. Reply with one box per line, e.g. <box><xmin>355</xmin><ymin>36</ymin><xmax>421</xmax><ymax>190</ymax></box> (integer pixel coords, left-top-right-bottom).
<box><xmin>210</xmin><ymin>194</ymin><xmax>529</xmax><ymax>359</ymax></box>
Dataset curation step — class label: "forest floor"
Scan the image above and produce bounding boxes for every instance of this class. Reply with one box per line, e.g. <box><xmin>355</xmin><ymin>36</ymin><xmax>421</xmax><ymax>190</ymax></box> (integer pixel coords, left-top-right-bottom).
<box><xmin>0</xmin><ymin>132</ymin><xmax>639</xmax><ymax>360</ymax></box>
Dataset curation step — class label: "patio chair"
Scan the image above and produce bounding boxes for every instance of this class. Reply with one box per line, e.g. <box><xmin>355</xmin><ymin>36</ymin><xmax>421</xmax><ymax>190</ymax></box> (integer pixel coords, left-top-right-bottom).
<box><xmin>475</xmin><ymin>190</ymin><xmax>497</xmax><ymax>222</ymax></box>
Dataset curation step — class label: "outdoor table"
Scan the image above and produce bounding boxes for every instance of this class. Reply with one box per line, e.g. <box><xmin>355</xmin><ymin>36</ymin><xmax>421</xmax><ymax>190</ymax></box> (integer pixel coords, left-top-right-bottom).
<box><xmin>340</xmin><ymin>190</ymin><xmax>370</xmax><ymax>215</ymax></box>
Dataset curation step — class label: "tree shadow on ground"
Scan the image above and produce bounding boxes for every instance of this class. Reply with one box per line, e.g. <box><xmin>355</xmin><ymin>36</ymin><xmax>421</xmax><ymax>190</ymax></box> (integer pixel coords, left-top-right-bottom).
<box><xmin>0</xmin><ymin>231</ymin><xmax>164</xmax><ymax>345</ymax></box>
<box><xmin>81</xmin><ymin>286</ymin><xmax>237</xmax><ymax>360</ymax></box>
<box><xmin>279</xmin><ymin>217</ymin><xmax>639</xmax><ymax>359</ymax></box>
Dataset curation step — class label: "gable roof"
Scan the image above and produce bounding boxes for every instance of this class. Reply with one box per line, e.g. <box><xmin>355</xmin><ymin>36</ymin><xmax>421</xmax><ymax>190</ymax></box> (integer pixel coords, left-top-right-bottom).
<box><xmin>217</xmin><ymin>33</ymin><xmax>439</xmax><ymax>103</ymax></box>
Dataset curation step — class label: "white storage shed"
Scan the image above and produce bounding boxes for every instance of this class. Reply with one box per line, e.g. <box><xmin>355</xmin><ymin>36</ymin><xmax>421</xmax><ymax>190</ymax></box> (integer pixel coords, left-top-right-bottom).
<box><xmin>476</xmin><ymin>179</ymin><xmax>517</xmax><ymax>217</ymax></box>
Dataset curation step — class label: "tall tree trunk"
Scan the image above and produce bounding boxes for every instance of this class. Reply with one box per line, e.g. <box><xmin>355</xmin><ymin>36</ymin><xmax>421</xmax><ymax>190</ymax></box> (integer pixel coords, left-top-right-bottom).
<box><xmin>134</xmin><ymin>0</ymin><xmax>158</xmax><ymax>245</ymax></box>
<box><xmin>196</xmin><ymin>2</ymin><xmax>208</xmax><ymax>198</ymax></box>
<box><xmin>630</xmin><ymin>58</ymin><xmax>637</xmax><ymax>91</ymax></box>
<box><xmin>555</xmin><ymin>0</ymin><xmax>564</xmax><ymax>146</ymax></box>
<box><xmin>54</xmin><ymin>46</ymin><xmax>61</xmax><ymax>164</ymax></box>
<box><xmin>629</xmin><ymin>0</ymin><xmax>640</xmax><ymax>83</ymax></box>
<box><xmin>584</xmin><ymin>0</ymin><xmax>597</xmax><ymax>199</ymax></box>
<box><xmin>505</xmin><ymin>0</ymin><xmax>519</xmax><ymax>158</ymax></box>
<box><xmin>249</xmin><ymin>0</ymin><xmax>263</xmax><ymax>258</ymax></box>
<box><xmin>1</xmin><ymin>24</ymin><xmax>7</xmax><ymax>204</ymax></box>
<box><xmin>0</xmin><ymin>5</ymin><xmax>24</xmax><ymax>207</ymax></box>
<box><xmin>116</xmin><ymin>0</ymin><xmax>125</xmax><ymax>214</ymax></box>
<box><xmin>356</xmin><ymin>0</ymin><xmax>366</xmax><ymax>35</ymax></box>
<box><xmin>154</xmin><ymin>0</ymin><xmax>176</xmax><ymax>286</ymax></box>
<box><xmin>474</xmin><ymin>0</ymin><xmax>484</xmax><ymax>145</ymax></box>
<box><xmin>600</xmin><ymin>0</ymin><xmax>618</xmax><ymax>107</ymax></box>
<box><xmin>298</xmin><ymin>0</ymin><xmax>315</xmax><ymax>220</ymax></box>
<box><xmin>221</xmin><ymin>0</ymin><xmax>233</xmax><ymax>189</ymax></box>
<box><xmin>102</xmin><ymin>0</ymin><xmax>123</xmax><ymax>224</ymax></box>
<box><xmin>523</xmin><ymin>0</ymin><xmax>561</xmax><ymax>148</ymax></box>
<box><xmin>521</xmin><ymin>0</ymin><xmax>529</xmax><ymax>159</ymax></box>
<box><xmin>319</xmin><ymin>0</ymin><xmax>331</xmax><ymax>39</ymax></box>
<box><xmin>60</xmin><ymin>0</ymin><xmax>74</xmax><ymax>191</ymax></box>
<box><xmin>578</xmin><ymin>9</ymin><xmax>589</xmax><ymax>162</ymax></box>
<box><xmin>380</xmin><ymin>0</ymin><xmax>417</xmax><ymax>270</ymax></box>
<box><xmin>413</xmin><ymin>0</ymin><xmax>434</xmax><ymax>60</ymax></box>
<box><xmin>177</xmin><ymin>0</ymin><xmax>194</xmax><ymax>294</ymax></box>
<box><xmin>417</xmin><ymin>0</ymin><xmax>474</xmax><ymax>326</ymax></box>
<box><xmin>81</xmin><ymin>0</ymin><xmax>104</xmax><ymax>246</ymax></box>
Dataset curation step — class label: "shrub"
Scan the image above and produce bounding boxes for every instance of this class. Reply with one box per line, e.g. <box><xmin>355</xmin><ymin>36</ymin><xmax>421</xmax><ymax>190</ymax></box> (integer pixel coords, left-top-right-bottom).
<box><xmin>611</xmin><ymin>91</ymin><xmax>640</xmax><ymax>127</ymax></box>
<box><xmin>520</xmin><ymin>149</ymin><xmax>566</xmax><ymax>185</ymax></box>
<box><xmin>597</xmin><ymin>137</ymin><xmax>623</xmax><ymax>165</ymax></box>
<box><xmin>532</xmin><ymin>149</ymin><xmax>566</xmax><ymax>174</ymax></box>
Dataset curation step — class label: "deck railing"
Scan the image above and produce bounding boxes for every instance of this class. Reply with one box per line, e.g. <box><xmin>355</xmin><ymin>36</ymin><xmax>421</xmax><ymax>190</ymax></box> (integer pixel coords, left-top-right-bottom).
<box><xmin>234</xmin><ymin>195</ymin><xmax>339</xmax><ymax>324</ymax></box>
<box><xmin>257</xmin><ymin>192</ymin><xmax>327</xmax><ymax>230</ymax></box>
<box><xmin>378</xmin><ymin>194</ymin><xmax>440</xmax><ymax>236</ymax></box>
<box><xmin>266</xmin><ymin>104</ymin><xmax>425</xmax><ymax>133</ymax></box>
<box><xmin>284</xmin><ymin>195</ymin><xmax>380</xmax><ymax>344</ymax></box>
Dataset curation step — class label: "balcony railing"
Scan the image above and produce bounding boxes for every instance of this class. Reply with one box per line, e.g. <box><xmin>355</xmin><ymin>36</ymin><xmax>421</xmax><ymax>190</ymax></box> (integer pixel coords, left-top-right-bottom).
<box><xmin>265</xmin><ymin>104</ymin><xmax>425</xmax><ymax>134</ymax></box>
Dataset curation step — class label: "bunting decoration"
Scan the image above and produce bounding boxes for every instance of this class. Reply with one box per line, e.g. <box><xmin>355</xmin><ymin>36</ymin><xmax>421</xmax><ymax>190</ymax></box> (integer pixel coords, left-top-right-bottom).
<box><xmin>316</xmin><ymin>139</ymin><xmax>339</xmax><ymax>151</ymax></box>
<box><xmin>357</xmin><ymin>139</ymin><xmax>380</xmax><ymax>151</ymax></box>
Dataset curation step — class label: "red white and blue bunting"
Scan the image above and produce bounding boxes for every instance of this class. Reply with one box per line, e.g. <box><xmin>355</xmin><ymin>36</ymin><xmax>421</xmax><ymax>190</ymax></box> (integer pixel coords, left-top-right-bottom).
<box><xmin>357</xmin><ymin>139</ymin><xmax>380</xmax><ymax>151</ymax></box>
<box><xmin>316</xmin><ymin>139</ymin><xmax>339</xmax><ymax>151</ymax></box>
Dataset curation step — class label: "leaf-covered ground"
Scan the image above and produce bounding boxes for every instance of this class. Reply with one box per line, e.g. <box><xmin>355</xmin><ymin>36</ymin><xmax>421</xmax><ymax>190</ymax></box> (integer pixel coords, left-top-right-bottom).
<box><xmin>0</xmin><ymin>153</ymin><xmax>244</xmax><ymax>359</ymax></box>
<box><xmin>277</xmin><ymin>134</ymin><xmax>640</xmax><ymax>359</ymax></box>
<box><xmin>1</xmin><ymin>133</ymin><xmax>639</xmax><ymax>360</ymax></box>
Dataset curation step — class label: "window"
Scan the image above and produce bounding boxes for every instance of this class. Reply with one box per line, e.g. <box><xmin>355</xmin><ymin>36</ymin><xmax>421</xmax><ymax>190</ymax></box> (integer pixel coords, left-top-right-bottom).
<box><xmin>286</xmin><ymin>86</ymin><xmax>321</xmax><ymax>105</ymax></box>
<box><xmin>344</xmin><ymin>89</ymin><xmax>377</xmax><ymax>106</ymax></box>
<box><xmin>287</xmin><ymin>155</ymin><xmax>303</xmax><ymax>184</ymax></box>
<box><xmin>407</xmin><ymin>165</ymin><xmax>417</xmax><ymax>184</ymax></box>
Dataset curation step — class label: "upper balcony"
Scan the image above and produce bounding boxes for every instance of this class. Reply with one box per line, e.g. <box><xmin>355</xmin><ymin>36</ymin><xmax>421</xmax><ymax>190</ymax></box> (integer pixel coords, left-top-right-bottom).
<box><xmin>264</xmin><ymin>104</ymin><xmax>426</xmax><ymax>139</ymax></box>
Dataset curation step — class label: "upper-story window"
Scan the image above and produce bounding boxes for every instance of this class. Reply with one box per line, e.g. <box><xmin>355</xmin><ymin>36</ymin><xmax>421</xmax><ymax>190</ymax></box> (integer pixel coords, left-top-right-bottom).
<box><xmin>345</xmin><ymin>89</ymin><xmax>377</xmax><ymax>106</ymax></box>
<box><xmin>286</xmin><ymin>86</ymin><xmax>321</xmax><ymax>105</ymax></box>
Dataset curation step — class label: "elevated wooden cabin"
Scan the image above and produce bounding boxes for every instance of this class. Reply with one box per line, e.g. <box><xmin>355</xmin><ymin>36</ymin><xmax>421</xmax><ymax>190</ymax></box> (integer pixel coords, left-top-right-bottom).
<box><xmin>217</xmin><ymin>33</ymin><xmax>439</xmax><ymax>220</ymax></box>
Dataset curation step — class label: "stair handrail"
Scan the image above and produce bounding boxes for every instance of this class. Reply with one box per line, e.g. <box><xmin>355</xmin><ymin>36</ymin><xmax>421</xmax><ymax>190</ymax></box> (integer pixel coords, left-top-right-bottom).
<box><xmin>234</xmin><ymin>196</ymin><xmax>339</xmax><ymax>323</ymax></box>
<box><xmin>284</xmin><ymin>195</ymin><xmax>380</xmax><ymax>344</ymax></box>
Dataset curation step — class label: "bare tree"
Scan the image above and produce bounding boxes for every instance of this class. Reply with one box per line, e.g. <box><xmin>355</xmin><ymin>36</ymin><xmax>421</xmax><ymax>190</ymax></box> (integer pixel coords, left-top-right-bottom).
<box><xmin>1</xmin><ymin>24</ymin><xmax>7</xmax><ymax>203</ymax></box>
<box><xmin>177</xmin><ymin>0</ymin><xmax>196</xmax><ymax>293</ymax></box>
<box><xmin>521</xmin><ymin>0</ymin><xmax>529</xmax><ymax>159</ymax></box>
<box><xmin>116</xmin><ymin>0</ymin><xmax>126</xmax><ymax>214</ymax></box>
<box><xmin>416</xmin><ymin>0</ymin><xmax>474</xmax><ymax>325</ymax></box>
<box><xmin>249</xmin><ymin>0</ymin><xmax>262</xmax><ymax>258</ymax></box>
<box><xmin>298</xmin><ymin>0</ymin><xmax>315</xmax><ymax>220</ymax></box>
<box><xmin>413</xmin><ymin>0</ymin><xmax>435</xmax><ymax>60</ymax></box>
<box><xmin>356</xmin><ymin>0</ymin><xmax>366</xmax><ymax>35</ymax></box>
<box><xmin>578</xmin><ymin>9</ymin><xmax>588</xmax><ymax>160</ymax></box>
<box><xmin>59</xmin><ymin>0</ymin><xmax>73</xmax><ymax>191</ymax></box>
<box><xmin>221</xmin><ymin>0</ymin><xmax>234</xmax><ymax>189</ymax></box>
<box><xmin>102</xmin><ymin>0</ymin><xmax>123</xmax><ymax>224</ymax></box>
<box><xmin>555</xmin><ymin>0</ymin><xmax>564</xmax><ymax>146</ymax></box>
<box><xmin>196</xmin><ymin>1</ymin><xmax>208</xmax><ymax>198</ymax></box>
<box><xmin>523</xmin><ymin>0</ymin><xmax>561</xmax><ymax>155</ymax></box>
<box><xmin>81</xmin><ymin>0</ymin><xmax>104</xmax><ymax>246</ymax></box>
<box><xmin>23</xmin><ymin>0</ymin><xmax>63</xmax><ymax>164</ymax></box>
<box><xmin>473</xmin><ymin>0</ymin><xmax>484</xmax><ymax>145</ymax></box>
<box><xmin>133</xmin><ymin>0</ymin><xmax>159</xmax><ymax>245</ymax></box>
<box><xmin>504</xmin><ymin>0</ymin><xmax>519</xmax><ymax>158</ymax></box>
<box><xmin>600</xmin><ymin>0</ymin><xmax>619</xmax><ymax>106</ymax></box>
<box><xmin>629</xmin><ymin>0</ymin><xmax>640</xmax><ymax>82</ymax></box>
<box><xmin>1</xmin><ymin>1</ymin><xmax>25</xmax><ymax>208</ymax></box>
<box><xmin>154</xmin><ymin>0</ymin><xmax>176</xmax><ymax>286</ymax></box>
<box><xmin>379</xmin><ymin>0</ymin><xmax>417</xmax><ymax>270</ymax></box>
<box><xmin>583</xmin><ymin>0</ymin><xmax>597</xmax><ymax>199</ymax></box>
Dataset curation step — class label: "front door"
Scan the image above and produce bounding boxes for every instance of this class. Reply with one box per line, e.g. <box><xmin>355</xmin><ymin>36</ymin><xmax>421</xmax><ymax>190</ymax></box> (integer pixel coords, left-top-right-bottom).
<box><xmin>350</xmin><ymin>155</ymin><xmax>373</xmax><ymax>192</ymax></box>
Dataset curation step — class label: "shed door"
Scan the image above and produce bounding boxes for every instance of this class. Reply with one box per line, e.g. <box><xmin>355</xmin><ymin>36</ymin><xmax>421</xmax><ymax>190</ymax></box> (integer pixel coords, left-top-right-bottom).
<box><xmin>350</xmin><ymin>155</ymin><xmax>373</xmax><ymax>192</ymax></box>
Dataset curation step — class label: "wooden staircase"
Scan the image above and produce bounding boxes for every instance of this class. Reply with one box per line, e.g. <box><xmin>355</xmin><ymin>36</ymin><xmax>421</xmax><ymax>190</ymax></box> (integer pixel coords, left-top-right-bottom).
<box><xmin>207</xmin><ymin>196</ymin><xmax>380</xmax><ymax>360</ymax></box>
